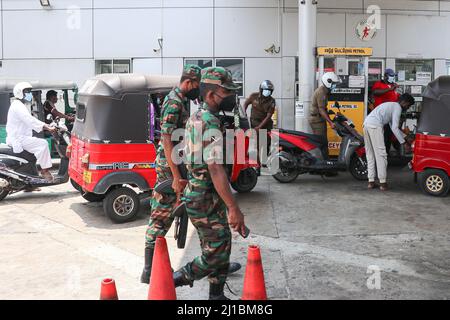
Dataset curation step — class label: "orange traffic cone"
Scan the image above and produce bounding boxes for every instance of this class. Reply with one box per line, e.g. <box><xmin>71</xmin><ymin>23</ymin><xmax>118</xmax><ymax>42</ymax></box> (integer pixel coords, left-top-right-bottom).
<box><xmin>100</xmin><ymin>278</ymin><xmax>119</xmax><ymax>300</ymax></box>
<box><xmin>148</xmin><ymin>236</ymin><xmax>177</xmax><ymax>300</ymax></box>
<box><xmin>242</xmin><ymin>245</ymin><xmax>267</xmax><ymax>300</ymax></box>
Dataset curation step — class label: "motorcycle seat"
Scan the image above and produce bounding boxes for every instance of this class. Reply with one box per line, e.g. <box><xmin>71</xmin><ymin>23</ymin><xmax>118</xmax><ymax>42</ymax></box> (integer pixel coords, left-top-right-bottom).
<box><xmin>0</xmin><ymin>145</ymin><xmax>37</xmax><ymax>163</ymax></box>
<box><xmin>279</xmin><ymin>129</ymin><xmax>327</xmax><ymax>146</ymax></box>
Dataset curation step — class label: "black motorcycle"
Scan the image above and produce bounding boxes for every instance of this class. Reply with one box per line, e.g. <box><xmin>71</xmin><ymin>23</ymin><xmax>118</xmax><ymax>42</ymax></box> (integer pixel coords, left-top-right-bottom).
<box><xmin>0</xmin><ymin>116</ymin><xmax>71</xmax><ymax>201</ymax></box>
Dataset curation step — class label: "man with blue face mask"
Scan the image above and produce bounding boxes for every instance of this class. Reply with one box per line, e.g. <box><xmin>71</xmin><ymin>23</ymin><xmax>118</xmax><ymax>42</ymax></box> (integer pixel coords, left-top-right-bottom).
<box><xmin>244</xmin><ymin>80</ymin><xmax>276</xmax><ymax>173</ymax></box>
<box><xmin>6</xmin><ymin>82</ymin><xmax>56</xmax><ymax>182</ymax></box>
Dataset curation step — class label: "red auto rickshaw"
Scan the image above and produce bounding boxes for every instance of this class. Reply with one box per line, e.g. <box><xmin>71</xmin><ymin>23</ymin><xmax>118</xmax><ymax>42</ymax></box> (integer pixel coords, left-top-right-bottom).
<box><xmin>411</xmin><ymin>76</ymin><xmax>450</xmax><ymax>197</ymax></box>
<box><xmin>69</xmin><ymin>74</ymin><xmax>259</xmax><ymax>223</ymax></box>
<box><xmin>69</xmin><ymin>74</ymin><xmax>179</xmax><ymax>222</ymax></box>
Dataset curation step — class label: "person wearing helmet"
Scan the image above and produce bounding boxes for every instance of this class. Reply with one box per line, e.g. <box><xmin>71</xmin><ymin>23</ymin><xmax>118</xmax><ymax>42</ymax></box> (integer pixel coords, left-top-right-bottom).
<box><xmin>244</xmin><ymin>80</ymin><xmax>276</xmax><ymax>172</ymax></box>
<box><xmin>309</xmin><ymin>72</ymin><xmax>340</xmax><ymax>158</ymax></box>
<box><xmin>6</xmin><ymin>82</ymin><xmax>56</xmax><ymax>182</ymax></box>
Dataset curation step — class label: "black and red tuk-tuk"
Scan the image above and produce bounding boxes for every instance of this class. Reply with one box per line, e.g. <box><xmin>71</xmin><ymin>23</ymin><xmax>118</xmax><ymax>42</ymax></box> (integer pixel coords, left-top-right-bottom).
<box><xmin>411</xmin><ymin>76</ymin><xmax>450</xmax><ymax>197</ymax></box>
<box><xmin>69</xmin><ymin>74</ymin><xmax>259</xmax><ymax>223</ymax></box>
<box><xmin>69</xmin><ymin>74</ymin><xmax>179</xmax><ymax>222</ymax></box>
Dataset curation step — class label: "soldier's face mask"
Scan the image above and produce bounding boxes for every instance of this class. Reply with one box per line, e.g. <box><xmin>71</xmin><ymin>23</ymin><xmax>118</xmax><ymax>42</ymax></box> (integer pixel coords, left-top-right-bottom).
<box><xmin>185</xmin><ymin>80</ymin><xmax>200</xmax><ymax>101</ymax></box>
<box><xmin>214</xmin><ymin>92</ymin><xmax>237</xmax><ymax>112</ymax></box>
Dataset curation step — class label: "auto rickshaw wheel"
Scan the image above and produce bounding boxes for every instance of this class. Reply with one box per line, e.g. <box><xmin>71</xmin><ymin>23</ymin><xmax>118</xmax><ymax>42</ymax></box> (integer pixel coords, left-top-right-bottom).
<box><xmin>81</xmin><ymin>192</ymin><xmax>106</xmax><ymax>202</ymax></box>
<box><xmin>418</xmin><ymin>169</ymin><xmax>450</xmax><ymax>197</ymax></box>
<box><xmin>70</xmin><ymin>179</ymin><xmax>82</xmax><ymax>192</ymax></box>
<box><xmin>103</xmin><ymin>187</ymin><xmax>140</xmax><ymax>223</ymax></box>
<box><xmin>231</xmin><ymin>168</ymin><xmax>258</xmax><ymax>193</ymax></box>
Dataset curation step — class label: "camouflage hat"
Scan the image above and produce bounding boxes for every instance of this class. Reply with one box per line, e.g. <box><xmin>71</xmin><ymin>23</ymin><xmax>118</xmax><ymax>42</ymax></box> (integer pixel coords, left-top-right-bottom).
<box><xmin>182</xmin><ymin>64</ymin><xmax>202</xmax><ymax>81</ymax></box>
<box><xmin>200</xmin><ymin>67</ymin><xmax>241</xmax><ymax>91</ymax></box>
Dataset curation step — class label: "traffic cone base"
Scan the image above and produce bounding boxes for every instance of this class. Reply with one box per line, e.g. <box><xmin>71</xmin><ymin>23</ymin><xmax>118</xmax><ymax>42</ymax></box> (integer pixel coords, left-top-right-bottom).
<box><xmin>148</xmin><ymin>236</ymin><xmax>177</xmax><ymax>300</ymax></box>
<box><xmin>242</xmin><ymin>245</ymin><xmax>267</xmax><ymax>300</ymax></box>
<box><xmin>100</xmin><ymin>278</ymin><xmax>119</xmax><ymax>300</ymax></box>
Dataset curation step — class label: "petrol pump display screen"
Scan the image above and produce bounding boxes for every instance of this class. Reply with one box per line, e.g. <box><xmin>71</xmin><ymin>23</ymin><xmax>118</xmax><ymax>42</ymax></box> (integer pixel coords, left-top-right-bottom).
<box><xmin>328</xmin><ymin>76</ymin><xmax>365</xmax><ymax>103</ymax></box>
<box><xmin>326</xmin><ymin>75</ymin><xmax>366</xmax><ymax>156</ymax></box>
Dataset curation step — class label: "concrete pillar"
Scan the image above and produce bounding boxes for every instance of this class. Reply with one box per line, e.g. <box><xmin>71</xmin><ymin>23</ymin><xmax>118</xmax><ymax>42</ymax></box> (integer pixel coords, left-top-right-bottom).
<box><xmin>296</xmin><ymin>0</ymin><xmax>317</xmax><ymax>133</ymax></box>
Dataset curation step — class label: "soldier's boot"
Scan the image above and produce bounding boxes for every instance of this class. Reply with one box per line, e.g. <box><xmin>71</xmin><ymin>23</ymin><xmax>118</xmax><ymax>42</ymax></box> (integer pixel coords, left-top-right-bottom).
<box><xmin>209</xmin><ymin>282</ymin><xmax>230</xmax><ymax>300</ymax></box>
<box><xmin>173</xmin><ymin>267</ymin><xmax>194</xmax><ymax>288</ymax></box>
<box><xmin>140</xmin><ymin>246</ymin><xmax>154</xmax><ymax>284</ymax></box>
<box><xmin>228</xmin><ymin>262</ymin><xmax>241</xmax><ymax>274</ymax></box>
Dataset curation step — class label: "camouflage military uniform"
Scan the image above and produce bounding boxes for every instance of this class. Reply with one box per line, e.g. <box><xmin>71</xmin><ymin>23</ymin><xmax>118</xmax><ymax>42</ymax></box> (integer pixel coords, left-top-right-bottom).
<box><xmin>145</xmin><ymin>65</ymin><xmax>202</xmax><ymax>248</ymax></box>
<box><xmin>176</xmin><ymin>67</ymin><xmax>241</xmax><ymax>286</ymax></box>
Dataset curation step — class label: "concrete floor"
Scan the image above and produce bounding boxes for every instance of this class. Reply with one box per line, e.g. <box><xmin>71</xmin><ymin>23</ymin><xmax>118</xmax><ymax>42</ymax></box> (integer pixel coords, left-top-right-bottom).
<box><xmin>0</xmin><ymin>167</ymin><xmax>449</xmax><ymax>300</ymax></box>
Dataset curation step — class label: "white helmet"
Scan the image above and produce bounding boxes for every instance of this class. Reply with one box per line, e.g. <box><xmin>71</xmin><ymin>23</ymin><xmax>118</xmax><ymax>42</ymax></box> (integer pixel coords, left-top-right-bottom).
<box><xmin>13</xmin><ymin>82</ymin><xmax>33</xmax><ymax>99</ymax></box>
<box><xmin>321</xmin><ymin>72</ymin><xmax>340</xmax><ymax>89</ymax></box>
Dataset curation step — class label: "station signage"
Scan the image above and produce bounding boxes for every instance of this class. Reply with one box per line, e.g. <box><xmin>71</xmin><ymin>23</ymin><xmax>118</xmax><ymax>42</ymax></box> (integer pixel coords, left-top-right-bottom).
<box><xmin>317</xmin><ymin>47</ymin><xmax>373</xmax><ymax>56</ymax></box>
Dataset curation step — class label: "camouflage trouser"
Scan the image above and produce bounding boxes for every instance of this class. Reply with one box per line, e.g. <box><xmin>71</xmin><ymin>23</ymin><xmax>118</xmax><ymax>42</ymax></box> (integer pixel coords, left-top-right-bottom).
<box><xmin>145</xmin><ymin>158</ymin><xmax>177</xmax><ymax>248</ymax></box>
<box><xmin>181</xmin><ymin>187</ymin><xmax>231</xmax><ymax>285</ymax></box>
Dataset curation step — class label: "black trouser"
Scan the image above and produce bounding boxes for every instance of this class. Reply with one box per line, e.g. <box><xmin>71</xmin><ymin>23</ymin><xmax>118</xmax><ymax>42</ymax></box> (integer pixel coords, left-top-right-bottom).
<box><xmin>384</xmin><ymin>125</ymin><xmax>401</xmax><ymax>155</ymax></box>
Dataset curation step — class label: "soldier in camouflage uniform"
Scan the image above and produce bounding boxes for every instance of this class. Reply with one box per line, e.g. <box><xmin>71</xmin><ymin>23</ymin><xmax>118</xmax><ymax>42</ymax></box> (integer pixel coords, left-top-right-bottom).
<box><xmin>173</xmin><ymin>67</ymin><xmax>247</xmax><ymax>300</ymax></box>
<box><xmin>141</xmin><ymin>64</ymin><xmax>202</xmax><ymax>284</ymax></box>
<box><xmin>141</xmin><ymin>65</ymin><xmax>241</xmax><ymax>284</ymax></box>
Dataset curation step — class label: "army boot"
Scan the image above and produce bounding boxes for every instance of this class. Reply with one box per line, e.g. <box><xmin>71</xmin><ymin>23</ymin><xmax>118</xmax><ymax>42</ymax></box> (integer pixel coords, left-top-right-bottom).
<box><xmin>173</xmin><ymin>267</ymin><xmax>194</xmax><ymax>288</ymax></box>
<box><xmin>209</xmin><ymin>282</ymin><xmax>230</xmax><ymax>300</ymax></box>
<box><xmin>140</xmin><ymin>246</ymin><xmax>154</xmax><ymax>284</ymax></box>
<box><xmin>228</xmin><ymin>262</ymin><xmax>241</xmax><ymax>274</ymax></box>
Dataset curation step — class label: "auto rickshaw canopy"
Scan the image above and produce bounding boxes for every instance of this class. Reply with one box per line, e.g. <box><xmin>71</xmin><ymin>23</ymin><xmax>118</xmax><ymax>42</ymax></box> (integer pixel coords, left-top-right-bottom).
<box><xmin>420</xmin><ymin>76</ymin><xmax>450</xmax><ymax>136</ymax></box>
<box><xmin>73</xmin><ymin>74</ymin><xmax>180</xmax><ymax>144</ymax></box>
<box><xmin>0</xmin><ymin>79</ymin><xmax>78</xmax><ymax>93</ymax></box>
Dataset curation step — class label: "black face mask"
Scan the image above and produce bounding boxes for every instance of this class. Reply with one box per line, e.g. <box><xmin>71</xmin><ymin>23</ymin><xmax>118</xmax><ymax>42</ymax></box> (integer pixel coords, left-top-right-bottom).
<box><xmin>185</xmin><ymin>88</ymin><xmax>200</xmax><ymax>101</ymax></box>
<box><xmin>217</xmin><ymin>94</ymin><xmax>237</xmax><ymax>112</ymax></box>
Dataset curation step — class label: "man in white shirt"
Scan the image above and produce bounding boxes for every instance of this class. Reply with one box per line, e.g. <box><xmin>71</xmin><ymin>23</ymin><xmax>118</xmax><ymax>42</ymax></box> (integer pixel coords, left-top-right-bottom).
<box><xmin>6</xmin><ymin>82</ymin><xmax>56</xmax><ymax>182</ymax></box>
<box><xmin>363</xmin><ymin>93</ymin><xmax>415</xmax><ymax>191</ymax></box>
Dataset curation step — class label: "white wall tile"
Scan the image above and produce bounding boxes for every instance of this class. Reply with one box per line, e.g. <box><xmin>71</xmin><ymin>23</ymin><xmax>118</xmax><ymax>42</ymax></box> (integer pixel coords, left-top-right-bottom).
<box><xmin>133</xmin><ymin>58</ymin><xmax>162</xmax><ymax>75</ymax></box>
<box><xmin>317</xmin><ymin>13</ymin><xmax>346</xmax><ymax>47</ymax></box>
<box><xmin>162</xmin><ymin>58</ymin><xmax>184</xmax><ymax>76</ymax></box>
<box><xmin>163</xmin><ymin>8</ymin><xmax>213</xmax><ymax>58</ymax></box>
<box><xmin>281</xmin><ymin>57</ymin><xmax>296</xmax><ymax>99</ymax></box>
<box><xmin>215</xmin><ymin>0</ymin><xmax>279</xmax><ymax>8</ymax></box>
<box><xmin>94</xmin><ymin>1</ymin><xmax>162</xmax><ymax>9</ymax></box>
<box><xmin>3</xmin><ymin>10</ymin><xmax>93</xmax><ymax>59</ymax></box>
<box><xmin>163</xmin><ymin>0</ymin><xmax>213</xmax><ymax>7</ymax></box>
<box><xmin>215</xmin><ymin>8</ymin><xmax>280</xmax><ymax>58</ymax></box>
<box><xmin>244</xmin><ymin>58</ymin><xmax>282</xmax><ymax>100</ymax></box>
<box><xmin>2</xmin><ymin>0</ymin><xmax>92</xmax><ymax>10</ymax></box>
<box><xmin>93</xmin><ymin>8</ymin><xmax>161</xmax><ymax>58</ymax></box>
<box><xmin>282</xmin><ymin>12</ymin><xmax>298</xmax><ymax>57</ymax></box>
<box><xmin>387</xmin><ymin>15</ymin><xmax>450</xmax><ymax>59</ymax></box>
<box><xmin>0</xmin><ymin>59</ymin><xmax>94</xmax><ymax>87</ymax></box>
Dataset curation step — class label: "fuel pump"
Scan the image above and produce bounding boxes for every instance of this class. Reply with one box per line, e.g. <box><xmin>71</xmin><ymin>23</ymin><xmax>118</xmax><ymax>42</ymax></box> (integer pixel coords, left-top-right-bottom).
<box><xmin>317</xmin><ymin>47</ymin><xmax>373</xmax><ymax>156</ymax></box>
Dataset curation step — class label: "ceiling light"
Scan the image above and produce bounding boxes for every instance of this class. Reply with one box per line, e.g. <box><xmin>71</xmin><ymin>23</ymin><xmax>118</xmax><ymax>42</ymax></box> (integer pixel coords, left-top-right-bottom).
<box><xmin>40</xmin><ymin>0</ymin><xmax>51</xmax><ymax>7</ymax></box>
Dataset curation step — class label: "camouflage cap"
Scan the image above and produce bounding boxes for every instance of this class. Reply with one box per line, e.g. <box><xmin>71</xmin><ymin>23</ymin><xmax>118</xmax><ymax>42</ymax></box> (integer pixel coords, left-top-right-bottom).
<box><xmin>182</xmin><ymin>64</ymin><xmax>202</xmax><ymax>81</ymax></box>
<box><xmin>200</xmin><ymin>67</ymin><xmax>241</xmax><ymax>91</ymax></box>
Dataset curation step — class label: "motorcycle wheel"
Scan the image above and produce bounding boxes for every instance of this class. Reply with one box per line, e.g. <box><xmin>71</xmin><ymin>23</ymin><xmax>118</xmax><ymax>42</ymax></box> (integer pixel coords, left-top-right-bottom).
<box><xmin>273</xmin><ymin>167</ymin><xmax>299</xmax><ymax>183</ymax></box>
<box><xmin>176</xmin><ymin>213</ymin><xmax>189</xmax><ymax>249</ymax></box>
<box><xmin>231</xmin><ymin>168</ymin><xmax>258</xmax><ymax>193</ymax></box>
<box><xmin>0</xmin><ymin>187</ymin><xmax>8</xmax><ymax>201</ymax></box>
<box><xmin>349</xmin><ymin>154</ymin><xmax>368</xmax><ymax>181</ymax></box>
<box><xmin>81</xmin><ymin>192</ymin><xmax>106</xmax><ymax>202</ymax></box>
